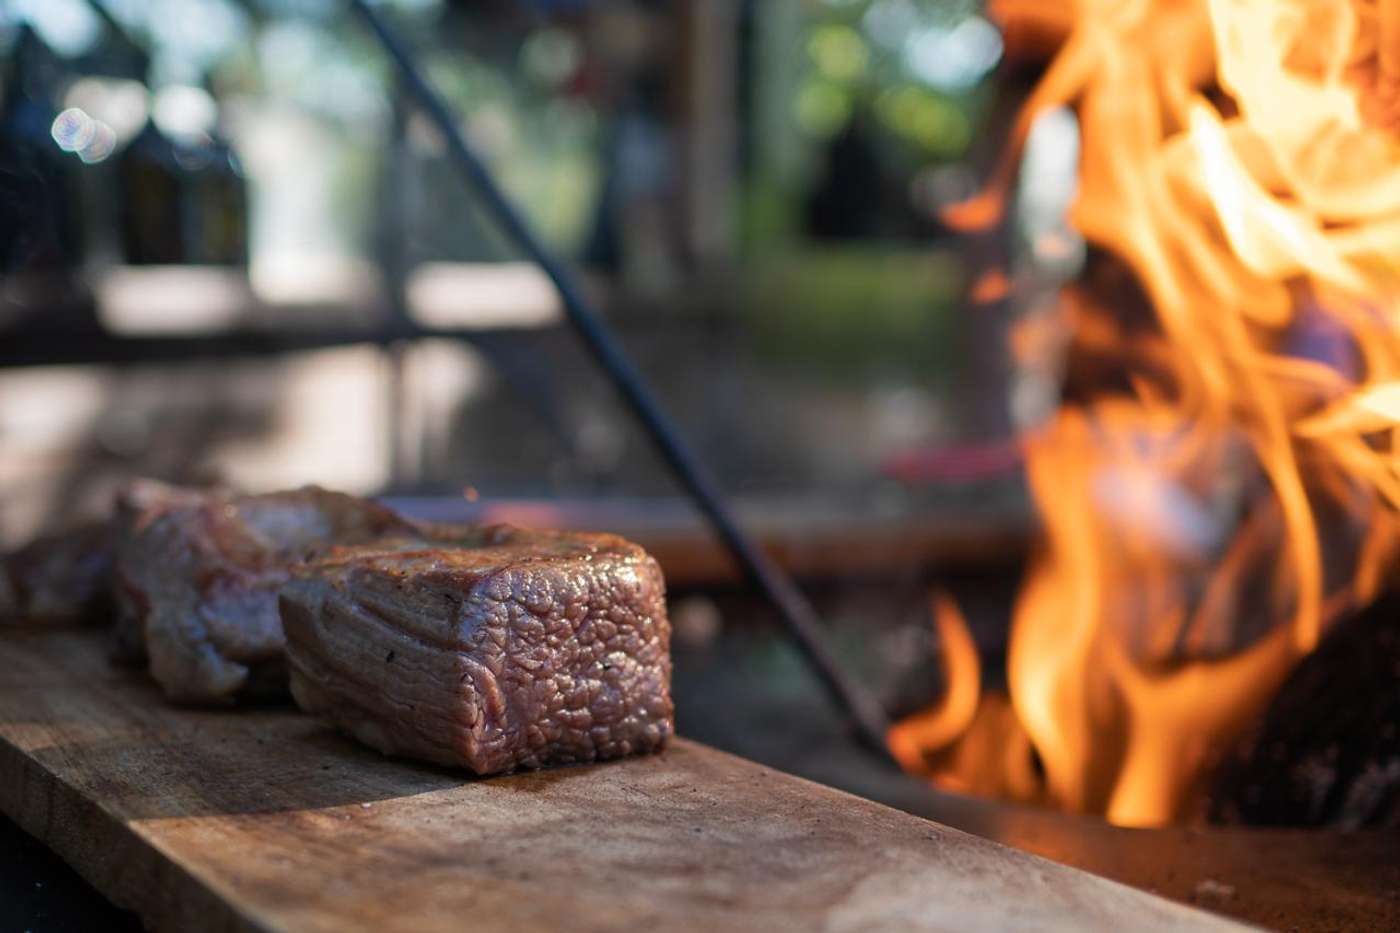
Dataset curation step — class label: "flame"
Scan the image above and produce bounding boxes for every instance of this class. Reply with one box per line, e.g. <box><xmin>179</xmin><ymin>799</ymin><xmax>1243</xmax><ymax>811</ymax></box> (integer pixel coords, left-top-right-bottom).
<box><xmin>890</xmin><ymin>593</ymin><xmax>1043</xmax><ymax>803</ymax></box>
<box><xmin>894</xmin><ymin>0</ymin><xmax>1400</xmax><ymax>825</ymax></box>
<box><xmin>889</xmin><ymin>593</ymin><xmax>982</xmax><ymax>772</ymax></box>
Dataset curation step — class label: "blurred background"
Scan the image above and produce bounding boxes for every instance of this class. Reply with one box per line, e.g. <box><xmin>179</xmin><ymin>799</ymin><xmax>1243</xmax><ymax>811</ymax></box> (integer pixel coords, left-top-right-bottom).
<box><xmin>9</xmin><ymin>7</ymin><xmax>1400</xmax><ymax>928</ymax></box>
<box><xmin>0</xmin><ymin>0</ymin><xmax>1078</xmax><ymax>794</ymax></box>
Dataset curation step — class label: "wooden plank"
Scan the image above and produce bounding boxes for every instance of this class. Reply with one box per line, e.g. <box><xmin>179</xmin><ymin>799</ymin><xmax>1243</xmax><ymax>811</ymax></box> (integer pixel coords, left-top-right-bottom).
<box><xmin>0</xmin><ymin>627</ymin><xmax>1241</xmax><ymax>932</ymax></box>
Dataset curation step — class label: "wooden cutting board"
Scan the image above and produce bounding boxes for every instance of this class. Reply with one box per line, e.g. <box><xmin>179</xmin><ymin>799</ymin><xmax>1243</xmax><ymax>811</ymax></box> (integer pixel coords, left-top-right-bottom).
<box><xmin>0</xmin><ymin>627</ymin><xmax>1243</xmax><ymax>932</ymax></box>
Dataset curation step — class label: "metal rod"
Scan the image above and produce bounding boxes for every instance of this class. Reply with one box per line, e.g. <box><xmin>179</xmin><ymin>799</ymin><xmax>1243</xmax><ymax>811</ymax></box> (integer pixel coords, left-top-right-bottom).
<box><xmin>349</xmin><ymin>0</ymin><xmax>895</xmax><ymax>762</ymax></box>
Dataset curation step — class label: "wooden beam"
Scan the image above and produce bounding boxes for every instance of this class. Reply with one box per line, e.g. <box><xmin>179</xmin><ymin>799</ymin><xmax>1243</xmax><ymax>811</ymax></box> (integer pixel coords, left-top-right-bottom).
<box><xmin>0</xmin><ymin>628</ymin><xmax>1239</xmax><ymax>932</ymax></box>
<box><xmin>385</xmin><ymin>496</ymin><xmax>1031</xmax><ymax>587</ymax></box>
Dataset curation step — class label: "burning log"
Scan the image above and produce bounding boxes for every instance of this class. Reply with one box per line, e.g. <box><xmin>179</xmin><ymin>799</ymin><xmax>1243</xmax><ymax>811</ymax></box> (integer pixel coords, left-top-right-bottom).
<box><xmin>895</xmin><ymin>0</ymin><xmax>1400</xmax><ymax>829</ymax></box>
<box><xmin>1209</xmin><ymin>592</ymin><xmax>1400</xmax><ymax>828</ymax></box>
<box><xmin>1382</xmin><ymin>0</ymin><xmax>1400</xmax><ymax>84</ymax></box>
<box><xmin>1347</xmin><ymin>0</ymin><xmax>1400</xmax><ymax>130</ymax></box>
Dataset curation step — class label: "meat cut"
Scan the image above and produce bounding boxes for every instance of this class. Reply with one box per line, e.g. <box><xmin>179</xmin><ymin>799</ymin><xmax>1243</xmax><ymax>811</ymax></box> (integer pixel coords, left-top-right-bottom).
<box><xmin>117</xmin><ymin>486</ymin><xmax>421</xmax><ymax>703</ymax></box>
<box><xmin>280</xmin><ymin>526</ymin><xmax>673</xmax><ymax>774</ymax></box>
<box><xmin>0</xmin><ymin>520</ymin><xmax>113</xmax><ymax>624</ymax></box>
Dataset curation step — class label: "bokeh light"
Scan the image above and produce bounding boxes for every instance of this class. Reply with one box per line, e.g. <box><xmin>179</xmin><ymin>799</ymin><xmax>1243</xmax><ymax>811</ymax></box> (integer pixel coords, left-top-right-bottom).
<box><xmin>64</xmin><ymin>78</ymin><xmax>150</xmax><ymax>147</ymax></box>
<box><xmin>904</xmin><ymin>16</ymin><xmax>1003</xmax><ymax>92</ymax></box>
<box><xmin>808</xmin><ymin>24</ymin><xmax>869</xmax><ymax>83</ymax></box>
<box><xmin>795</xmin><ymin>81</ymin><xmax>854</xmax><ymax>138</ymax></box>
<box><xmin>152</xmin><ymin>85</ymin><xmax>218</xmax><ymax>141</ymax></box>
<box><xmin>50</xmin><ymin>107</ymin><xmax>116</xmax><ymax>163</ymax></box>
<box><xmin>5</xmin><ymin>0</ymin><xmax>100</xmax><ymax>57</ymax></box>
<box><xmin>521</xmin><ymin>27</ymin><xmax>581</xmax><ymax>89</ymax></box>
<box><xmin>875</xmin><ymin>85</ymin><xmax>971</xmax><ymax>157</ymax></box>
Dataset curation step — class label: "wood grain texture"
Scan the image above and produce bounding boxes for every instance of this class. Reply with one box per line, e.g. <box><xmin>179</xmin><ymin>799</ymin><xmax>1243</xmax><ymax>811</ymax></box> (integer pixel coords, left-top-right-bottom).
<box><xmin>0</xmin><ymin>627</ymin><xmax>1243</xmax><ymax>933</ymax></box>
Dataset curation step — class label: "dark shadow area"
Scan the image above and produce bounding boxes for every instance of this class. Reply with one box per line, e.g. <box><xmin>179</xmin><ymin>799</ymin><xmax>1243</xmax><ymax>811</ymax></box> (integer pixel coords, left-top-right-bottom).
<box><xmin>0</xmin><ymin>812</ymin><xmax>142</xmax><ymax>933</ymax></box>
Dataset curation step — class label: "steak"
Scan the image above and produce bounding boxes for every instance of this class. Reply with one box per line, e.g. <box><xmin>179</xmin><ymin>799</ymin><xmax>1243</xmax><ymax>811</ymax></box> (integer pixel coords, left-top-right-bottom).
<box><xmin>1</xmin><ymin>479</ymin><xmax>199</xmax><ymax>626</ymax></box>
<box><xmin>1</xmin><ymin>520</ymin><xmax>113</xmax><ymax>624</ymax></box>
<box><xmin>111</xmin><ymin>479</ymin><xmax>221</xmax><ymax>661</ymax></box>
<box><xmin>280</xmin><ymin>526</ymin><xmax>674</xmax><ymax>774</ymax></box>
<box><xmin>117</xmin><ymin>486</ymin><xmax>421</xmax><ymax>704</ymax></box>
<box><xmin>0</xmin><ymin>562</ymin><xmax>12</xmax><ymax>620</ymax></box>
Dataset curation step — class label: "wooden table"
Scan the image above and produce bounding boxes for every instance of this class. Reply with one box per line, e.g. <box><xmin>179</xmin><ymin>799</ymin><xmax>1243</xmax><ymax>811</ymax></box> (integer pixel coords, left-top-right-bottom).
<box><xmin>0</xmin><ymin>627</ymin><xmax>1241</xmax><ymax>932</ymax></box>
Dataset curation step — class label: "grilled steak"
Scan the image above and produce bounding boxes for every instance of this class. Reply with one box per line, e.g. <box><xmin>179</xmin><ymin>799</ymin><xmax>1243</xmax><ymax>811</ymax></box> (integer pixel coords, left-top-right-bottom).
<box><xmin>280</xmin><ymin>526</ymin><xmax>674</xmax><ymax>774</ymax></box>
<box><xmin>0</xmin><ymin>520</ymin><xmax>112</xmax><ymax>624</ymax></box>
<box><xmin>117</xmin><ymin>486</ymin><xmax>421</xmax><ymax>704</ymax></box>
<box><xmin>0</xmin><ymin>563</ymin><xmax>13</xmax><ymax>620</ymax></box>
<box><xmin>111</xmin><ymin>480</ymin><xmax>219</xmax><ymax>660</ymax></box>
<box><xmin>1</xmin><ymin>479</ymin><xmax>198</xmax><ymax>626</ymax></box>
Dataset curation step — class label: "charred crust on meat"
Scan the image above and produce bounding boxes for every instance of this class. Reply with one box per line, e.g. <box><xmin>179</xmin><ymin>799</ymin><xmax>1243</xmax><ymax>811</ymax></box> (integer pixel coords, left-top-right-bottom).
<box><xmin>282</xmin><ymin>530</ymin><xmax>674</xmax><ymax>776</ymax></box>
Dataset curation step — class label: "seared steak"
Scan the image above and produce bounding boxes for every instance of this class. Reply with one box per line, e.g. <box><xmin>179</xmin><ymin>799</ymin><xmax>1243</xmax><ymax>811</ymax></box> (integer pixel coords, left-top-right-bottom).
<box><xmin>118</xmin><ymin>486</ymin><xmax>420</xmax><ymax>703</ymax></box>
<box><xmin>0</xmin><ymin>562</ymin><xmax>13</xmax><ymax>620</ymax></box>
<box><xmin>280</xmin><ymin>526</ymin><xmax>673</xmax><ymax>774</ymax></box>
<box><xmin>0</xmin><ymin>479</ymin><xmax>198</xmax><ymax>626</ymax></box>
<box><xmin>0</xmin><ymin>520</ymin><xmax>113</xmax><ymax>624</ymax></box>
<box><xmin>111</xmin><ymin>480</ymin><xmax>220</xmax><ymax>661</ymax></box>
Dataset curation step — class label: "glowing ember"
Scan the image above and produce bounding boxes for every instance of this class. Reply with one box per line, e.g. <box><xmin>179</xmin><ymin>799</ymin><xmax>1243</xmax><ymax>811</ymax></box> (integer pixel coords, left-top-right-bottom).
<box><xmin>893</xmin><ymin>0</ymin><xmax>1400</xmax><ymax>826</ymax></box>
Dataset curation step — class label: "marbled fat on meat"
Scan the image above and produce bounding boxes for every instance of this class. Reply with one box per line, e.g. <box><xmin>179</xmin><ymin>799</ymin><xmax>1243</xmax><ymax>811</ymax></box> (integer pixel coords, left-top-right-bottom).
<box><xmin>280</xmin><ymin>527</ymin><xmax>674</xmax><ymax>775</ymax></box>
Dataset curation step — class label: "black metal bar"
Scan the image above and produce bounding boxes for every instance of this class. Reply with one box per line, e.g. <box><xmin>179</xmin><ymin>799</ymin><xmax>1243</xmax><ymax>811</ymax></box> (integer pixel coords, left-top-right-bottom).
<box><xmin>349</xmin><ymin>0</ymin><xmax>894</xmax><ymax>762</ymax></box>
<box><xmin>381</xmin><ymin>79</ymin><xmax>416</xmax><ymax>489</ymax></box>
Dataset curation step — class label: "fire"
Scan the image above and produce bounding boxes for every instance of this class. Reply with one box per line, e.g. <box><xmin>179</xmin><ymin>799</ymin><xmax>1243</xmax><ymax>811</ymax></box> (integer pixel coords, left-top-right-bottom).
<box><xmin>889</xmin><ymin>594</ymin><xmax>982</xmax><ymax>773</ymax></box>
<box><xmin>895</xmin><ymin>0</ymin><xmax>1400</xmax><ymax>825</ymax></box>
<box><xmin>890</xmin><ymin>594</ymin><xmax>1042</xmax><ymax>803</ymax></box>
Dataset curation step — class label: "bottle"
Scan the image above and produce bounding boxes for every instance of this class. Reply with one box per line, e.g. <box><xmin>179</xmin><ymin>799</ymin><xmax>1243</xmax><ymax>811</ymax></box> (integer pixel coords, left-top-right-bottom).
<box><xmin>116</xmin><ymin>75</ymin><xmax>246</xmax><ymax>267</ymax></box>
<box><xmin>0</xmin><ymin>24</ymin><xmax>90</xmax><ymax>327</ymax></box>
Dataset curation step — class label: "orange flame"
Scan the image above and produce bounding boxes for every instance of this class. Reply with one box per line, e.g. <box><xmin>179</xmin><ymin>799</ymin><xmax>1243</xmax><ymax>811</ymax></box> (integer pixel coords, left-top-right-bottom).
<box><xmin>894</xmin><ymin>0</ymin><xmax>1400</xmax><ymax>825</ymax></box>
<box><xmin>889</xmin><ymin>593</ymin><xmax>1043</xmax><ymax>804</ymax></box>
<box><xmin>888</xmin><ymin>593</ymin><xmax>981</xmax><ymax>772</ymax></box>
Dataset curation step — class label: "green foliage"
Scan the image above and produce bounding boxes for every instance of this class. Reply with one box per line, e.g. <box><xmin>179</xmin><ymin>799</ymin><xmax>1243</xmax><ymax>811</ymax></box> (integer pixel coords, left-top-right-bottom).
<box><xmin>790</xmin><ymin>0</ymin><xmax>991</xmax><ymax>156</ymax></box>
<box><xmin>744</xmin><ymin>246</ymin><xmax>962</xmax><ymax>382</ymax></box>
